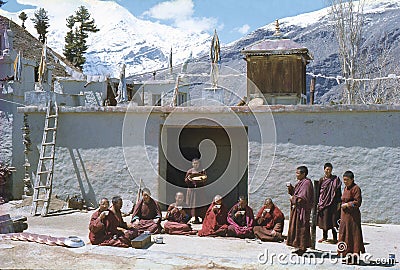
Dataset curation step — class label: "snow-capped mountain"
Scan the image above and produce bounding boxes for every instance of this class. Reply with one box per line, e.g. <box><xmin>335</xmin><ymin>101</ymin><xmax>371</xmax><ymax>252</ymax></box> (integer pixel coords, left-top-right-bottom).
<box><xmin>0</xmin><ymin>0</ymin><xmax>211</xmax><ymax>78</ymax></box>
<box><xmin>221</xmin><ymin>0</ymin><xmax>400</xmax><ymax>103</ymax></box>
<box><xmin>2</xmin><ymin>0</ymin><xmax>400</xmax><ymax>103</ymax></box>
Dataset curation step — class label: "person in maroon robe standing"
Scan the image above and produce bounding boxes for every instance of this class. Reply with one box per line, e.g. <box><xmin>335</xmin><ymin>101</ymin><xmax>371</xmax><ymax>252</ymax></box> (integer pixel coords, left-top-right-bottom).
<box><xmin>287</xmin><ymin>165</ymin><xmax>314</xmax><ymax>255</ymax></box>
<box><xmin>198</xmin><ymin>195</ymin><xmax>229</xmax><ymax>237</ymax></box>
<box><xmin>100</xmin><ymin>196</ymin><xmax>138</xmax><ymax>248</ymax></box>
<box><xmin>253</xmin><ymin>198</ymin><xmax>285</xmax><ymax>242</ymax></box>
<box><xmin>226</xmin><ymin>196</ymin><xmax>254</xmax><ymax>238</ymax></box>
<box><xmin>317</xmin><ymin>163</ymin><xmax>342</xmax><ymax>244</ymax></box>
<box><xmin>185</xmin><ymin>158</ymin><xmax>207</xmax><ymax>224</ymax></box>
<box><xmin>131</xmin><ymin>188</ymin><xmax>162</xmax><ymax>234</ymax></box>
<box><xmin>338</xmin><ymin>170</ymin><xmax>365</xmax><ymax>264</ymax></box>
<box><xmin>164</xmin><ymin>192</ymin><xmax>197</xmax><ymax>235</ymax></box>
<box><xmin>89</xmin><ymin>197</ymin><xmax>109</xmax><ymax>245</ymax></box>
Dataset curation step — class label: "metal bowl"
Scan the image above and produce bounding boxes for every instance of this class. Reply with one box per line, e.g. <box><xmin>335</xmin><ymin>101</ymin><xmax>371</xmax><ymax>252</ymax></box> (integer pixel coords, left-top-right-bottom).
<box><xmin>64</xmin><ymin>236</ymin><xmax>85</xmax><ymax>248</ymax></box>
<box><xmin>155</xmin><ymin>236</ymin><xmax>163</xmax><ymax>244</ymax></box>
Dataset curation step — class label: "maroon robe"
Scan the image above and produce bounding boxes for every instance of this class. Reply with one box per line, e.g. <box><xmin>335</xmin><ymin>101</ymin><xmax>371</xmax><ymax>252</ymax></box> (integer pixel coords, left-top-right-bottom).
<box><xmin>185</xmin><ymin>168</ymin><xmax>207</xmax><ymax>219</ymax></box>
<box><xmin>99</xmin><ymin>209</ymin><xmax>138</xmax><ymax>248</ymax></box>
<box><xmin>198</xmin><ymin>202</ymin><xmax>229</xmax><ymax>237</ymax></box>
<box><xmin>253</xmin><ymin>204</ymin><xmax>284</xmax><ymax>242</ymax></box>
<box><xmin>164</xmin><ymin>203</ymin><xmax>197</xmax><ymax>235</ymax></box>
<box><xmin>338</xmin><ymin>183</ymin><xmax>365</xmax><ymax>256</ymax></box>
<box><xmin>317</xmin><ymin>175</ymin><xmax>342</xmax><ymax>230</ymax></box>
<box><xmin>226</xmin><ymin>203</ymin><xmax>254</xmax><ymax>238</ymax></box>
<box><xmin>88</xmin><ymin>209</ymin><xmax>106</xmax><ymax>245</ymax></box>
<box><xmin>287</xmin><ymin>177</ymin><xmax>314</xmax><ymax>250</ymax></box>
<box><xmin>132</xmin><ymin>198</ymin><xmax>162</xmax><ymax>234</ymax></box>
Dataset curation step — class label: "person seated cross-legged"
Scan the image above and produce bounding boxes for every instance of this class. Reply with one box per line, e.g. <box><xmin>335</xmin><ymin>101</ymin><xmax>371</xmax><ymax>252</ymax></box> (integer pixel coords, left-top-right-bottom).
<box><xmin>131</xmin><ymin>188</ymin><xmax>162</xmax><ymax>235</ymax></box>
<box><xmin>164</xmin><ymin>192</ymin><xmax>197</xmax><ymax>235</ymax></box>
<box><xmin>253</xmin><ymin>198</ymin><xmax>285</xmax><ymax>242</ymax></box>
<box><xmin>198</xmin><ymin>195</ymin><xmax>229</xmax><ymax>237</ymax></box>
<box><xmin>226</xmin><ymin>195</ymin><xmax>254</xmax><ymax>239</ymax></box>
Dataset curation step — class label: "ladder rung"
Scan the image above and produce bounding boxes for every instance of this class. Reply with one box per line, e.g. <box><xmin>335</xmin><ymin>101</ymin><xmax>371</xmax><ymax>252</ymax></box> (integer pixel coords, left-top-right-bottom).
<box><xmin>33</xmin><ymin>199</ymin><xmax>46</xmax><ymax>202</ymax></box>
<box><xmin>37</xmin><ymin>171</ymin><xmax>51</xmax><ymax>174</ymax></box>
<box><xmin>42</xmin><ymin>142</ymin><xmax>55</xmax><ymax>146</ymax></box>
<box><xmin>40</xmin><ymin>156</ymin><xmax>54</xmax><ymax>160</ymax></box>
<box><xmin>45</xmin><ymin>127</ymin><xmax>57</xmax><ymax>131</ymax></box>
<box><xmin>46</xmin><ymin>115</ymin><xmax>57</xmax><ymax>119</ymax></box>
<box><xmin>34</xmin><ymin>185</ymin><xmax>51</xmax><ymax>189</ymax></box>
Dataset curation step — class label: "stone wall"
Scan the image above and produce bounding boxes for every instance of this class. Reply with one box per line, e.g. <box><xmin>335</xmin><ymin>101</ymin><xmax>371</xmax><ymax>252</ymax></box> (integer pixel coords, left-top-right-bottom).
<box><xmin>14</xmin><ymin>105</ymin><xmax>400</xmax><ymax>223</ymax></box>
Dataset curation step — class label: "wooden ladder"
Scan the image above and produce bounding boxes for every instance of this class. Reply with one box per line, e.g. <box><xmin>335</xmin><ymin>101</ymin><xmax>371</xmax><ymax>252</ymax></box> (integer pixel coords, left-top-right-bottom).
<box><xmin>31</xmin><ymin>100</ymin><xmax>58</xmax><ymax>216</ymax></box>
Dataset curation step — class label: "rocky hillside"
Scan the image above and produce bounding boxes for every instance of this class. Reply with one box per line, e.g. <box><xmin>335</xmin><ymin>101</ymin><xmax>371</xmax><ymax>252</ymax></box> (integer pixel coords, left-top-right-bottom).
<box><xmin>0</xmin><ymin>15</ymin><xmax>80</xmax><ymax>78</ymax></box>
<box><xmin>220</xmin><ymin>1</ymin><xmax>400</xmax><ymax>103</ymax></box>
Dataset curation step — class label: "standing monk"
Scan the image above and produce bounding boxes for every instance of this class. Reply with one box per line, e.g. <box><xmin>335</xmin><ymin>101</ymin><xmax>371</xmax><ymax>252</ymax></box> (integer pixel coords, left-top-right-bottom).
<box><xmin>253</xmin><ymin>198</ymin><xmax>285</xmax><ymax>242</ymax></box>
<box><xmin>338</xmin><ymin>171</ymin><xmax>365</xmax><ymax>264</ymax></box>
<box><xmin>287</xmin><ymin>166</ymin><xmax>314</xmax><ymax>255</ymax></box>
<box><xmin>88</xmin><ymin>198</ymin><xmax>109</xmax><ymax>245</ymax></box>
<box><xmin>185</xmin><ymin>158</ymin><xmax>207</xmax><ymax>224</ymax></box>
<box><xmin>164</xmin><ymin>192</ymin><xmax>197</xmax><ymax>235</ymax></box>
<box><xmin>100</xmin><ymin>196</ymin><xmax>138</xmax><ymax>248</ymax></box>
<box><xmin>198</xmin><ymin>195</ymin><xmax>229</xmax><ymax>237</ymax></box>
<box><xmin>317</xmin><ymin>163</ymin><xmax>342</xmax><ymax>244</ymax></box>
<box><xmin>226</xmin><ymin>195</ymin><xmax>254</xmax><ymax>238</ymax></box>
<box><xmin>131</xmin><ymin>188</ymin><xmax>162</xmax><ymax>234</ymax></box>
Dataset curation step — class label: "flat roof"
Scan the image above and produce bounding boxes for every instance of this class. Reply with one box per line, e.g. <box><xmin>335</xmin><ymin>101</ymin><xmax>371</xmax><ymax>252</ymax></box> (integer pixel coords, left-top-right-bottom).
<box><xmin>17</xmin><ymin>104</ymin><xmax>400</xmax><ymax>114</ymax></box>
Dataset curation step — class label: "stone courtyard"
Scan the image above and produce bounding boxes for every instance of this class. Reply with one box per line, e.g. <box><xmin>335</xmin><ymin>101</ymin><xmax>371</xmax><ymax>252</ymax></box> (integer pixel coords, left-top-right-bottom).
<box><xmin>0</xmin><ymin>200</ymin><xmax>399</xmax><ymax>269</ymax></box>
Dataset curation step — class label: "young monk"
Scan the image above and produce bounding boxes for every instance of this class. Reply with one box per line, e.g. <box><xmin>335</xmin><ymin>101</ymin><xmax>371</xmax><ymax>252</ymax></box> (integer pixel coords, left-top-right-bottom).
<box><xmin>164</xmin><ymin>192</ymin><xmax>197</xmax><ymax>235</ymax></box>
<box><xmin>184</xmin><ymin>158</ymin><xmax>207</xmax><ymax>224</ymax></box>
<box><xmin>317</xmin><ymin>163</ymin><xmax>342</xmax><ymax>244</ymax></box>
<box><xmin>286</xmin><ymin>166</ymin><xmax>314</xmax><ymax>256</ymax></box>
<box><xmin>338</xmin><ymin>170</ymin><xmax>365</xmax><ymax>264</ymax></box>
<box><xmin>100</xmin><ymin>196</ymin><xmax>138</xmax><ymax>248</ymax></box>
<box><xmin>198</xmin><ymin>195</ymin><xmax>229</xmax><ymax>237</ymax></box>
<box><xmin>226</xmin><ymin>195</ymin><xmax>254</xmax><ymax>238</ymax></box>
<box><xmin>88</xmin><ymin>197</ymin><xmax>109</xmax><ymax>245</ymax></box>
<box><xmin>253</xmin><ymin>198</ymin><xmax>285</xmax><ymax>242</ymax></box>
<box><xmin>131</xmin><ymin>188</ymin><xmax>162</xmax><ymax>234</ymax></box>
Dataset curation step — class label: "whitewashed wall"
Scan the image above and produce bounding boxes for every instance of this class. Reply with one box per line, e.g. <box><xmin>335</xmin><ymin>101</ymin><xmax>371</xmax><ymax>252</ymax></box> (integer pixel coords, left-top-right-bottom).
<box><xmin>11</xmin><ymin>105</ymin><xmax>400</xmax><ymax>224</ymax></box>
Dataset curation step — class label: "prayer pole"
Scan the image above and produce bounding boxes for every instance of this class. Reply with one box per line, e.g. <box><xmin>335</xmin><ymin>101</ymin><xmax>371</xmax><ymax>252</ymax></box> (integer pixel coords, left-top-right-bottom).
<box><xmin>310</xmin><ymin>77</ymin><xmax>316</xmax><ymax>105</ymax></box>
<box><xmin>311</xmin><ymin>179</ymin><xmax>320</xmax><ymax>249</ymax></box>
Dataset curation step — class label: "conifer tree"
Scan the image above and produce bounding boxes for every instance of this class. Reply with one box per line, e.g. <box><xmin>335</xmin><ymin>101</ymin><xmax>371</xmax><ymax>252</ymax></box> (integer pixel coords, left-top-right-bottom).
<box><xmin>19</xmin><ymin>11</ymin><xmax>28</xmax><ymax>29</ymax></box>
<box><xmin>31</xmin><ymin>8</ymin><xmax>50</xmax><ymax>43</ymax></box>
<box><xmin>63</xmin><ymin>6</ymin><xmax>99</xmax><ymax>69</ymax></box>
<box><xmin>64</xmin><ymin>15</ymin><xmax>76</xmax><ymax>65</ymax></box>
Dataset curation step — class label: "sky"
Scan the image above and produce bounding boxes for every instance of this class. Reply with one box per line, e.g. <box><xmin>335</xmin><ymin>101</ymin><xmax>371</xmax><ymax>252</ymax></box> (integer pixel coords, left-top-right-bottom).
<box><xmin>1</xmin><ymin>0</ymin><xmax>328</xmax><ymax>43</ymax></box>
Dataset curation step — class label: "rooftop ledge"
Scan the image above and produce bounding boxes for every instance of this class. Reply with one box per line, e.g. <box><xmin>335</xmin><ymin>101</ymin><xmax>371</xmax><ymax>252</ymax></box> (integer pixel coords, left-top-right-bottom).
<box><xmin>17</xmin><ymin>104</ymin><xmax>400</xmax><ymax>114</ymax></box>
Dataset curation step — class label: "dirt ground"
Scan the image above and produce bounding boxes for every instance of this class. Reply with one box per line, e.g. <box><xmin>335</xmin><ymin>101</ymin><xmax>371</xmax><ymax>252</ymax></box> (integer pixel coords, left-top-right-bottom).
<box><xmin>1</xmin><ymin>200</ymin><xmax>399</xmax><ymax>269</ymax></box>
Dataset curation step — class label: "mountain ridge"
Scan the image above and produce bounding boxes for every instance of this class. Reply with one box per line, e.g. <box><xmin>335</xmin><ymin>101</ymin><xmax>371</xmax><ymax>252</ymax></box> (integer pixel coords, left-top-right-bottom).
<box><xmin>2</xmin><ymin>0</ymin><xmax>400</xmax><ymax>103</ymax></box>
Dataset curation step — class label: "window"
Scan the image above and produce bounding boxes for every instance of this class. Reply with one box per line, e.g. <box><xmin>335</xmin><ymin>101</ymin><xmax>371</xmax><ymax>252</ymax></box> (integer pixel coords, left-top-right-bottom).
<box><xmin>177</xmin><ymin>92</ymin><xmax>187</xmax><ymax>106</ymax></box>
<box><xmin>152</xmin><ymin>94</ymin><xmax>161</xmax><ymax>106</ymax></box>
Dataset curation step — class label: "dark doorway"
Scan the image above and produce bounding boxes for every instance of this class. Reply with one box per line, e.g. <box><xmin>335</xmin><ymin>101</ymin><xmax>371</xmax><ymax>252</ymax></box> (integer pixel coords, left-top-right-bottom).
<box><xmin>161</xmin><ymin>126</ymin><xmax>248</xmax><ymax>211</ymax></box>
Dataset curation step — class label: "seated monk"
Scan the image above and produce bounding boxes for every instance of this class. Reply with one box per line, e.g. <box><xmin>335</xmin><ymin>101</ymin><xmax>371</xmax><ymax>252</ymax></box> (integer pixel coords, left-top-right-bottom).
<box><xmin>100</xmin><ymin>196</ymin><xmax>138</xmax><ymax>248</ymax></box>
<box><xmin>253</xmin><ymin>198</ymin><xmax>285</xmax><ymax>242</ymax></box>
<box><xmin>227</xmin><ymin>195</ymin><xmax>254</xmax><ymax>238</ymax></box>
<box><xmin>131</xmin><ymin>188</ymin><xmax>162</xmax><ymax>234</ymax></box>
<box><xmin>164</xmin><ymin>192</ymin><xmax>197</xmax><ymax>235</ymax></box>
<box><xmin>89</xmin><ymin>197</ymin><xmax>109</xmax><ymax>245</ymax></box>
<box><xmin>198</xmin><ymin>195</ymin><xmax>229</xmax><ymax>237</ymax></box>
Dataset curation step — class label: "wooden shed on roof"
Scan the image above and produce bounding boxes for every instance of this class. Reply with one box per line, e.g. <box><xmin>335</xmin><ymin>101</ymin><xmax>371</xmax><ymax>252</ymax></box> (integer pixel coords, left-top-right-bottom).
<box><xmin>241</xmin><ymin>20</ymin><xmax>313</xmax><ymax>105</ymax></box>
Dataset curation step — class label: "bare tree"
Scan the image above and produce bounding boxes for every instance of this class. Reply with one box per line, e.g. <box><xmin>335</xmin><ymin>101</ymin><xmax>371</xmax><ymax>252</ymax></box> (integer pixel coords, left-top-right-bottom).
<box><xmin>329</xmin><ymin>0</ymin><xmax>365</xmax><ymax>104</ymax></box>
<box><xmin>358</xmin><ymin>33</ymin><xmax>400</xmax><ymax>104</ymax></box>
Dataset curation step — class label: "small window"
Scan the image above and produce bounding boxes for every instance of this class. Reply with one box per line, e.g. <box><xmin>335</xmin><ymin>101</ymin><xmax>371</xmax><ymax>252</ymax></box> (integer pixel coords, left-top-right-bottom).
<box><xmin>152</xmin><ymin>94</ymin><xmax>161</xmax><ymax>106</ymax></box>
<box><xmin>177</xmin><ymin>92</ymin><xmax>187</xmax><ymax>106</ymax></box>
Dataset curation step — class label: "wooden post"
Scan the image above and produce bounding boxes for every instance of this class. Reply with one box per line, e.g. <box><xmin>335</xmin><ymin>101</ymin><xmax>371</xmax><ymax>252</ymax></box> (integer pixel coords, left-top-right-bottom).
<box><xmin>310</xmin><ymin>77</ymin><xmax>316</xmax><ymax>105</ymax></box>
<box><xmin>311</xmin><ymin>179</ymin><xmax>320</xmax><ymax>249</ymax></box>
